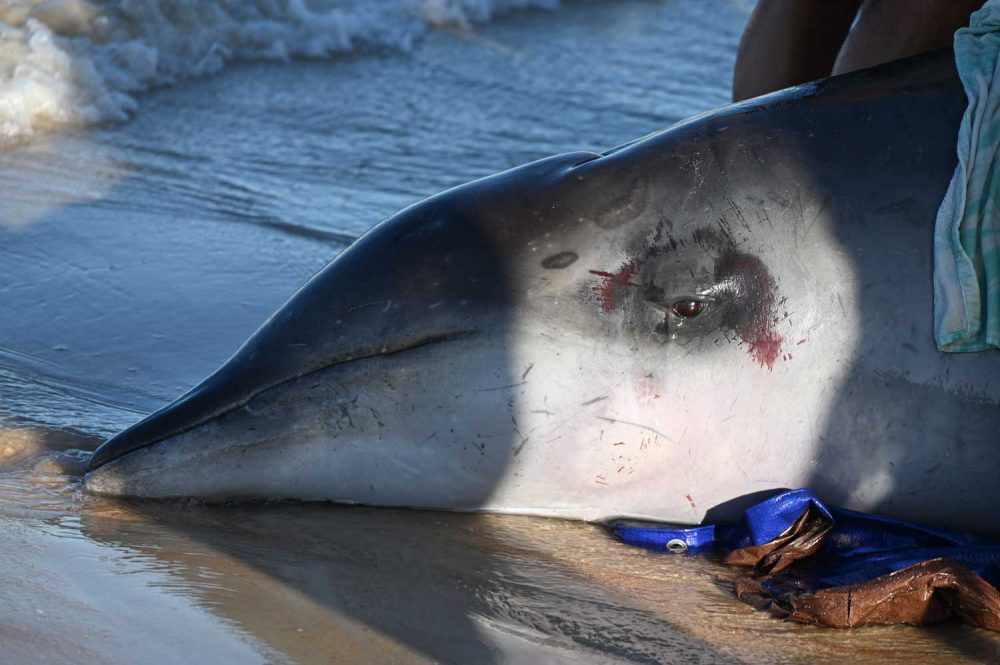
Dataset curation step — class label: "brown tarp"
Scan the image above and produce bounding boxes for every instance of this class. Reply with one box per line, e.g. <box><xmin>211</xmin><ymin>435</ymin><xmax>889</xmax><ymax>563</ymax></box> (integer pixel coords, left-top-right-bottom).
<box><xmin>721</xmin><ymin>506</ymin><xmax>1000</xmax><ymax>631</ymax></box>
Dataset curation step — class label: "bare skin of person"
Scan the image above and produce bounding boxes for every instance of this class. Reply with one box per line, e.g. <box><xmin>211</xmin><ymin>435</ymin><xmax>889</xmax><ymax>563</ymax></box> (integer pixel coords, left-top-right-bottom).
<box><xmin>733</xmin><ymin>0</ymin><xmax>985</xmax><ymax>102</ymax></box>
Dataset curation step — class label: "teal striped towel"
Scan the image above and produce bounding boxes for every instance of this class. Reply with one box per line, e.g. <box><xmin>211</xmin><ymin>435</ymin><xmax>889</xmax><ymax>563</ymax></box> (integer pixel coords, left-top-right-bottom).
<box><xmin>934</xmin><ymin>0</ymin><xmax>1000</xmax><ymax>352</ymax></box>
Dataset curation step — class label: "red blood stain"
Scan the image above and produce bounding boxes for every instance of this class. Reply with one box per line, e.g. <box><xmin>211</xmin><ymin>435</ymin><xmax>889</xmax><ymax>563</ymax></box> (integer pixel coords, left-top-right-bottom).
<box><xmin>685</xmin><ymin>494</ymin><xmax>697</xmax><ymax>509</ymax></box>
<box><xmin>635</xmin><ymin>376</ymin><xmax>659</xmax><ymax>401</ymax></box>
<box><xmin>589</xmin><ymin>262</ymin><xmax>637</xmax><ymax>312</ymax></box>
<box><xmin>715</xmin><ymin>248</ymin><xmax>784</xmax><ymax>371</ymax></box>
<box><xmin>750</xmin><ymin>333</ymin><xmax>783</xmax><ymax>370</ymax></box>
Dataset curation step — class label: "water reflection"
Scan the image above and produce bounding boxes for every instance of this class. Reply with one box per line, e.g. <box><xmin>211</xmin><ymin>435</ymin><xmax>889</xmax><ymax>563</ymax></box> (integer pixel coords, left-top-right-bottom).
<box><xmin>1</xmin><ymin>419</ymin><xmax>998</xmax><ymax>663</ymax></box>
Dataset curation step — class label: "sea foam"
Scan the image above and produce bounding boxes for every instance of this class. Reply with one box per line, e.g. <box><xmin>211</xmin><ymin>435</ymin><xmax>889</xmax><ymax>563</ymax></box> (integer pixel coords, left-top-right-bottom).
<box><xmin>0</xmin><ymin>0</ymin><xmax>560</xmax><ymax>146</ymax></box>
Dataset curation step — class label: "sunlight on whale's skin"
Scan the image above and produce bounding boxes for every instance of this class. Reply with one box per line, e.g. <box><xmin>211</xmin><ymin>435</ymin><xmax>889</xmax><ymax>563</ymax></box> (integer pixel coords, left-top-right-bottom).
<box><xmin>85</xmin><ymin>52</ymin><xmax>1000</xmax><ymax>533</ymax></box>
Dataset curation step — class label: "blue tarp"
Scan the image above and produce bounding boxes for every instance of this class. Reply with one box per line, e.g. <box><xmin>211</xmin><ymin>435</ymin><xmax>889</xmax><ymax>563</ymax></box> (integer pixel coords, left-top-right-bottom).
<box><xmin>612</xmin><ymin>488</ymin><xmax>1000</xmax><ymax>590</ymax></box>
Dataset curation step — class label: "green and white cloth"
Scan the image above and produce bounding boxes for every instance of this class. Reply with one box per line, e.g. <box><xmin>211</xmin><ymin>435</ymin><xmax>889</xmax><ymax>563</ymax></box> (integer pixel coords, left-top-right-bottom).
<box><xmin>934</xmin><ymin>0</ymin><xmax>1000</xmax><ymax>352</ymax></box>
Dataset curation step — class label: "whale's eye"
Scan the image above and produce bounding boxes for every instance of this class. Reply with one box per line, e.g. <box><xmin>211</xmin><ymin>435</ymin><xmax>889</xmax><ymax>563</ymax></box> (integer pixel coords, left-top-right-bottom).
<box><xmin>671</xmin><ymin>299</ymin><xmax>704</xmax><ymax>318</ymax></box>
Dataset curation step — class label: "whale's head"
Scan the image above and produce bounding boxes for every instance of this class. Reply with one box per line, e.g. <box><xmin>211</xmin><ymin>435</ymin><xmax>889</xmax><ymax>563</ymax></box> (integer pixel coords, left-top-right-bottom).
<box><xmin>83</xmin><ymin>52</ymin><xmax>1000</xmax><ymax>531</ymax></box>
<box><xmin>83</xmin><ymin>119</ymin><xmax>846</xmax><ymax>520</ymax></box>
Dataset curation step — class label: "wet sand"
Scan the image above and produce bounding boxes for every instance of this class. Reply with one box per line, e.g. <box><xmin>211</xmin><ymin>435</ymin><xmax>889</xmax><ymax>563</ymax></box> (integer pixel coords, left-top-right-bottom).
<box><xmin>2</xmin><ymin>426</ymin><xmax>999</xmax><ymax>664</ymax></box>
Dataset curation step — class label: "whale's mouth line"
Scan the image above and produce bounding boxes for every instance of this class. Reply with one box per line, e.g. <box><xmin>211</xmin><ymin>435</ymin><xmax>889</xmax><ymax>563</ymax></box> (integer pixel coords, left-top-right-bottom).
<box><xmin>86</xmin><ymin>330</ymin><xmax>480</xmax><ymax>472</ymax></box>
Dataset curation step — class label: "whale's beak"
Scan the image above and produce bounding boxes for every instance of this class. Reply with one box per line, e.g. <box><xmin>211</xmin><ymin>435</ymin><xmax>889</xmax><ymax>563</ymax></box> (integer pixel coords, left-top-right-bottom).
<box><xmin>85</xmin><ymin>329</ymin><xmax>475</xmax><ymax>474</ymax></box>
<box><xmin>88</xmin><ymin>371</ymin><xmax>244</xmax><ymax>472</ymax></box>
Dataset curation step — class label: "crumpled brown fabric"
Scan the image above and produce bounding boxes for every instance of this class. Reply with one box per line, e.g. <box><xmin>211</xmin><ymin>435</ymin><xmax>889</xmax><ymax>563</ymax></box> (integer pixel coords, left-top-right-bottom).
<box><xmin>722</xmin><ymin>506</ymin><xmax>1000</xmax><ymax>631</ymax></box>
<box><xmin>722</xmin><ymin>505</ymin><xmax>833</xmax><ymax>575</ymax></box>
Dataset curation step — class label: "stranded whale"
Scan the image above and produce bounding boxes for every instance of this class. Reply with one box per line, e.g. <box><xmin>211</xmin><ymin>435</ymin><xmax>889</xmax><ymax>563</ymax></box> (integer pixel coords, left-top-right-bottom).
<box><xmin>85</xmin><ymin>51</ymin><xmax>1000</xmax><ymax>534</ymax></box>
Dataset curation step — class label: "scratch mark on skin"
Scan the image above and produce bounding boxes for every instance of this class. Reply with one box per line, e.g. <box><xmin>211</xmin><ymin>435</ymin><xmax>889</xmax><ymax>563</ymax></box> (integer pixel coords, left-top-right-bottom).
<box><xmin>347</xmin><ymin>300</ymin><xmax>391</xmax><ymax>314</ymax></box>
<box><xmin>595</xmin><ymin>475</ymin><xmax>609</xmax><ymax>485</ymax></box>
<box><xmin>805</xmin><ymin>196</ymin><xmax>830</xmax><ymax>238</ymax></box>
<box><xmin>726</xmin><ymin>198</ymin><xmax>750</xmax><ymax>233</ymax></box>
<box><xmin>580</xmin><ymin>395</ymin><xmax>609</xmax><ymax>406</ymax></box>
<box><xmin>511</xmin><ymin>416</ymin><xmax>523</xmax><ymax>442</ymax></box>
<box><xmin>755</xmin><ymin>202</ymin><xmax>774</xmax><ymax>231</ymax></box>
<box><xmin>613</xmin><ymin>441</ymin><xmax>626</xmax><ymax>446</ymax></box>
<box><xmin>686</xmin><ymin>494</ymin><xmax>697</xmax><ymax>509</ymax></box>
<box><xmin>513</xmin><ymin>437</ymin><xmax>530</xmax><ymax>456</ymax></box>
<box><xmin>715</xmin><ymin>217</ymin><xmax>732</xmax><ymax>243</ymax></box>
<box><xmin>797</xmin><ymin>339</ymin><xmax>808</xmax><ymax>345</ymax></box>
<box><xmin>368</xmin><ymin>406</ymin><xmax>385</xmax><ymax>431</ymax></box>
<box><xmin>476</xmin><ymin>381</ymin><xmax>527</xmax><ymax>392</ymax></box>
<box><xmin>417</xmin><ymin>432</ymin><xmax>437</xmax><ymax>446</ymax></box>
<box><xmin>530</xmin><ymin>409</ymin><xmax>554</xmax><ymax>416</ymax></box>
<box><xmin>596</xmin><ymin>416</ymin><xmax>672</xmax><ymax>442</ymax></box>
<box><xmin>521</xmin><ymin>363</ymin><xmax>535</xmax><ymax>380</ymax></box>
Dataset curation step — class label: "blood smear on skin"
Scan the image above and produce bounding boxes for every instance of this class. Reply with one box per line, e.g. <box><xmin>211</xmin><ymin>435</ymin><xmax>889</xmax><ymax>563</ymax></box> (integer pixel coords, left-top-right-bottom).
<box><xmin>749</xmin><ymin>332</ymin><xmax>783</xmax><ymax>370</ymax></box>
<box><xmin>590</xmin><ymin>263</ymin><xmax>637</xmax><ymax>312</ymax></box>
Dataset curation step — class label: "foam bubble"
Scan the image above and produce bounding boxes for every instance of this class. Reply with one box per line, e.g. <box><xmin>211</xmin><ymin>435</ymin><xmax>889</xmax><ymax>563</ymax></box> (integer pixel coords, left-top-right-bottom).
<box><xmin>0</xmin><ymin>0</ymin><xmax>561</xmax><ymax>147</ymax></box>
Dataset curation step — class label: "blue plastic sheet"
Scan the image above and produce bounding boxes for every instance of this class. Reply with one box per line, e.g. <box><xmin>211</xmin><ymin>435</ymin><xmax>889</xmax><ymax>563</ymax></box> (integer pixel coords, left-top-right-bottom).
<box><xmin>612</xmin><ymin>488</ymin><xmax>1000</xmax><ymax>589</ymax></box>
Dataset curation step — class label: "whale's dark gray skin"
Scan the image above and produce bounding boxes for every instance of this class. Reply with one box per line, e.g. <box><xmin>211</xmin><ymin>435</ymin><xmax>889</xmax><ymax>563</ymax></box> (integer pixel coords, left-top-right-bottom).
<box><xmin>86</xmin><ymin>50</ymin><xmax>1000</xmax><ymax>534</ymax></box>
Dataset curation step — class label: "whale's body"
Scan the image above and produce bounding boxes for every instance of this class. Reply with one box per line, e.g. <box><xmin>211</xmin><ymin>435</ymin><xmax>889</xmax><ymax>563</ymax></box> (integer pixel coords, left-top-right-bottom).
<box><xmin>86</xmin><ymin>51</ymin><xmax>1000</xmax><ymax>533</ymax></box>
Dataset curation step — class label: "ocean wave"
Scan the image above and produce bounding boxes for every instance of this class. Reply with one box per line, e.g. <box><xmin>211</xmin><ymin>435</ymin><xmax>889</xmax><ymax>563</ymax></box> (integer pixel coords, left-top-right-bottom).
<box><xmin>0</xmin><ymin>0</ymin><xmax>560</xmax><ymax>146</ymax></box>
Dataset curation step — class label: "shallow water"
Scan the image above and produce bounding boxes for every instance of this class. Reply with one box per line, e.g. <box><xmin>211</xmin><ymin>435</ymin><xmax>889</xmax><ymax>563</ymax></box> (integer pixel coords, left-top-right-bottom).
<box><xmin>4</xmin><ymin>428</ymin><xmax>1000</xmax><ymax>664</ymax></box>
<box><xmin>2</xmin><ymin>1</ymin><xmax>1000</xmax><ymax>662</ymax></box>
